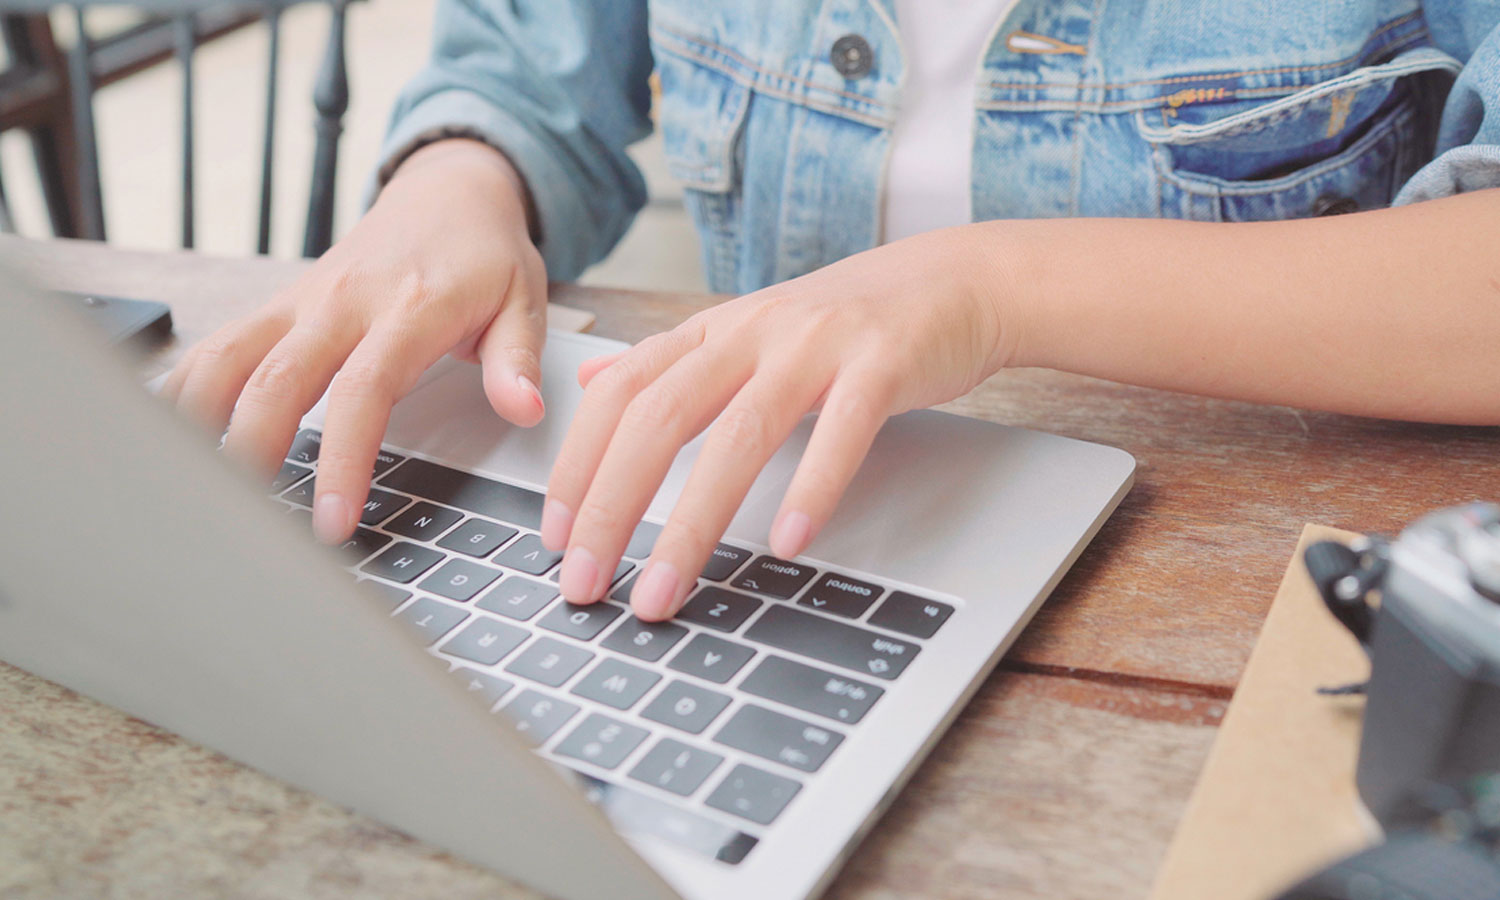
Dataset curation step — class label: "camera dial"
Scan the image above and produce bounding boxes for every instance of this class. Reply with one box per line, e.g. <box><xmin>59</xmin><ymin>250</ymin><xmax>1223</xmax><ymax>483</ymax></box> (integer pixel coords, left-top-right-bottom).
<box><xmin>1456</xmin><ymin>505</ymin><xmax>1500</xmax><ymax>603</ymax></box>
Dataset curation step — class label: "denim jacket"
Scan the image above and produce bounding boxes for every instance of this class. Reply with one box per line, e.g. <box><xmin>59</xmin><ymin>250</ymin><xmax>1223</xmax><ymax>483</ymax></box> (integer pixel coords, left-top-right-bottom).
<box><xmin>377</xmin><ymin>0</ymin><xmax>1500</xmax><ymax>294</ymax></box>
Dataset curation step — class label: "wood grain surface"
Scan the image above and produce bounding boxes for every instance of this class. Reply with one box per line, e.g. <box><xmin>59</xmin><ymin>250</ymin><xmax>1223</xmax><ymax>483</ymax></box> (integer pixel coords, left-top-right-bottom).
<box><xmin>1</xmin><ymin>234</ymin><xmax>1494</xmax><ymax>899</ymax></box>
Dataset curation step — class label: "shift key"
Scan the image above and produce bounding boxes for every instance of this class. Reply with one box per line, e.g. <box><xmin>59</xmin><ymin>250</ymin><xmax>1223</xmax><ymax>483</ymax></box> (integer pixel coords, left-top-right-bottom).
<box><xmin>739</xmin><ymin>656</ymin><xmax>883</xmax><ymax>724</ymax></box>
<box><xmin>743</xmin><ymin>606</ymin><xmax>918</xmax><ymax>680</ymax></box>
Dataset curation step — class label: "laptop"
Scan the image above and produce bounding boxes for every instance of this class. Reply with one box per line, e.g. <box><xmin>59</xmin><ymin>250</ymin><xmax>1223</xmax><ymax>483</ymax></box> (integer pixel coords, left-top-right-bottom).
<box><xmin>0</xmin><ymin>258</ymin><xmax>1135</xmax><ymax>900</ymax></box>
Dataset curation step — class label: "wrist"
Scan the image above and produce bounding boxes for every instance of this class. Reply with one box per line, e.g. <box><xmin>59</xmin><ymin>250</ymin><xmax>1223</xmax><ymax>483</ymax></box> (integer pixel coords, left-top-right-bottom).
<box><xmin>944</xmin><ymin>220</ymin><xmax>1037</xmax><ymax>375</ymax></box>
<box><xmin>384</xmin><ymin>138</ymin><xmax>540</xmax><ymax>241</ymax></box>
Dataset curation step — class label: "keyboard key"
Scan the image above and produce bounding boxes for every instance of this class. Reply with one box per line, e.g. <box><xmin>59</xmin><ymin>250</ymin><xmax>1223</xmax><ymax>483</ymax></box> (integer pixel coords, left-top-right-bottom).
<box><xmin>743</xmin><ymin>605</ymin><xmax>918</xmax><ymax>680</ymax></box>
<box><xmin>628</xmin><ymin>739</ymin><xmax>724</xmax><ymax>797</ymax></box>
<box><xmin>641</xmin><ymin>680</ymin><xmax>732</xmax><ymax>735</ymax></box>
<box><xmin>360</xmin><ymin>542</ymin><xmax>444</xmax><ymax>583</ymax></box>
<box><xmin>494</xmin><ymin>534</ymin><xmax>563</xmax><ymax>575</ymax></box>
<box><xmin>281</xmin><ymin>478</ymin><xmax>315</xmax><ymax>507</ymax></box>
<box><xmin>440</xmin><ymin>616</ymin><xmax>529</xmax><ymax>665</ymax></box>
<box><xmin>867</xmin><ymin>591</ymin><xmax>955</xmax><ymax>639</ymax></box>
<box><xmin>701</xmin><ymin>543</ymin><xmax>752</xmax><ymax>581</ymax></box>
<box><xmin>713</xmin><ymin>704</ymin><xmax>844</xmax><ymax>773</ymax></box>
<box><xmin>538</xmin><ymin>600</ymin><xmax>624</xmax><ymax>641</ymax></box>
<box><xmin>610</xmin><ymin>571</ymin><xmax>639</xmax><ymax>603</ymax></box>
<box><xmin>475</xmin><ymin>575</ymin><xmax>557</xmax><ymax>621</ymax></box>
<box><xmin>623</xmin><ymin>520</ymin><xmax>662</xmax><ymax>559</ymax></box>
<box><xmin>675</xmin><ymin>586</ymin><xmax>761</xmax><ymax>633</ymax></box>
<box><xmin>449</xmin><ymin>667</ymin><xmax>515</xmax><ymax>709</ymax></box>
<box><xmin>666</xmin><ymin>634</ymin><xmax>755</xmax><ymax>684</ymax></box>
<box><xmin>798</xmin><ymin>572</ymin><xmax>883</xmax><ymax>619</ymax></box>
<box><xmin>731</xmin><ymin>556</ymin><xmax>816</xmax><ymax>600</ymax></box>
<box><xmin>384</xmin><ymin>501</ymin><xmax>463</xmax><ymax>542</ymax></box>
<box><xmin>505</xmin><ymin>637</ymin><xmax>594</xmax><ymax>687</ymax></box>
<box><xmin>502</xmin><ymin>689</ymin><xmax>580</xmax><ymax>744</ymax></box>
<box><xmin>358</xmin><ymin>488</ymin><xmax>411</xmax><ymax>526</ymax></box>
<box><xmin>437</xmin><ymin>517</ymin><xmax>518</xmax><ymax>558</ymax></box>
<box><xmin>286</xmin><ymin>428</ymin><xmax>321</xmax><ymax>464</ymax></box>
<box><xmin>739</xmin><ymin>656</ymin><xmax>884</xmax><ymax>724</ymax></box>
<box><xmin>571</xmin><ymin>773</ymin><xmax>758</xmax><ymax>865</ymax></box>
<box><xmin>339</xmin><ymin>527</ymin><xmax>391</xmax><ymax>563</ymax></box>
<box><xmin>601</xmin><ymin>616</ymin><xmax>688</xmax><ymax>662</ymax></box>
<box><xmin>272</xmin><ymin>461</ymin><xmax>312</xmax><ymax>492</ymax></box>
<box><xmin>570</xmin><ymin>658</ymin><xmax>661</xmax><ymax>710</ymax></box>
<box><xmin>554</xmin><ymin>713</ymin><xmax>650</xmax><ymax>770</ymax></box>
<box><xmin>706</xmin><ymin>764</ymin><xmax>802</xmax><ymax>826</ymax></box>
<box><xmin>418</xmin><ymin>558</ymin><xmax>504</xmax><ymax>602</ymax></box>
<box><xmin>372</xmin><ymin>448</ymin><xmax>406</xmax><ymax>478</ymax></box>
<box><xmin>549</xmin><ymin>558</ymin><xmax>632</xmax><ymax>586</ymax></box>
<box><xmin>379</xmin><ymin>457</ymin><xmax>545</xmax><ymax>529</ymax></box>
<box><xmin>285</xmin><ymin>478</ymin><xmax>409</xmax><ymax>526</ymax></box>
<box><xmin>279</xmin><ymin>447</ymin><xmax>398</xmax><ymax>482</ymax></box>
<box><xmin>395</xmin><ymin>597</ymin><xmax>468</xmax><ymax>645</ymax></box>
<box><xmin>357</xmin><ymin>579</ymin><xmax>411</xmax><ymax>612</ymax></box>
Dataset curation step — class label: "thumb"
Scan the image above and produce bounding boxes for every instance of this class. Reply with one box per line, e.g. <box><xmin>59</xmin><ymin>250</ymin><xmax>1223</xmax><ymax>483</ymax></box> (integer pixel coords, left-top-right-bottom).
<box><xmin>477</xmin><ymin>260</ymin><xmax>548</xmax><ymax>427</ymax></box>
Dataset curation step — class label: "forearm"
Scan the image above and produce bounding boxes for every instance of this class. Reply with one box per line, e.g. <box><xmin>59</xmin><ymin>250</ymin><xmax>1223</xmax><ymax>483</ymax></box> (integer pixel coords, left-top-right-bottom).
<box><xmin>979</xmin><ymin>189</ymin><xmax>1500</xmax><ymax>424</ymax></box>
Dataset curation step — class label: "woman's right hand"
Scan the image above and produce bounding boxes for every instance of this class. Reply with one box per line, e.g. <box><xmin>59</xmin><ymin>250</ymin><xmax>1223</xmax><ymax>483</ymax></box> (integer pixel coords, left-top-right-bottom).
<box><xmin>161</xmin><ymin>138</ymin><xmax>549</xmax><ymax>545</ymax></box>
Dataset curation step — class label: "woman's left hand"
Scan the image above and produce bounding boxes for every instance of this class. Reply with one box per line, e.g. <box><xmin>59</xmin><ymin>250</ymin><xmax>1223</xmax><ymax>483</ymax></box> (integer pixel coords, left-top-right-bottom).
<box><xmin>541</xmin><ymin>226</ymin><xmax>1019</xmax><ymax>620</ymax></box>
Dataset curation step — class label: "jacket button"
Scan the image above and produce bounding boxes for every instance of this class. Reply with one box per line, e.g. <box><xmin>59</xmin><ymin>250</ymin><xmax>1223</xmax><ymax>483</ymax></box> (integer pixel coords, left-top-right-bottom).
<box><xmin>830</xmin><ymin>34</ymin><xmax>874</xmax><ymax>79</ymax></box>
<box><xmin>1312</xmin><ymin>195</ymin><xmax>1359</xmax><ymax>216</ymax></box>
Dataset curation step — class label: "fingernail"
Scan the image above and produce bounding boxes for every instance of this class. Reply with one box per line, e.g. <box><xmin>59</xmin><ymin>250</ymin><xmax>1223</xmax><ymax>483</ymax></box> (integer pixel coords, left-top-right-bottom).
<box><xmin>558</xmin><ymin>546</ymin><xmax>601</xmax><ymax>602</ymax></box>
<box><xmin>540</xmin><ymin>499</ymin><xmax>573</xmax><ymax>551</ymax></box>
<box><xmin>517</xmin><ymin>374</ymin><xmax>544</xmax><ymax>413</ymax></box>
<box><xmin>632</xmin><ymin>561</ymin><xmax>682</xmax><ymax>621</ymax></box>
<box><xmin>312</xmin><ymin>493</ymin><xmax>351</xmax><ymax>545</ymax></box>
<box><xmin>769</xmin><ymin>510</ymin><xmax>812</xmax><ymax>559</ymax></box>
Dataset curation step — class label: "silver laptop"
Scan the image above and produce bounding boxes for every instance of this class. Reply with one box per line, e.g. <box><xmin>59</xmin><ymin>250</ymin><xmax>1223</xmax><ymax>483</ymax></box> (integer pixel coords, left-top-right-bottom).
<box><xmin>0</xmin><ymin>260</ymin><xmax>1134</xmax><ymax>900</ymax></box>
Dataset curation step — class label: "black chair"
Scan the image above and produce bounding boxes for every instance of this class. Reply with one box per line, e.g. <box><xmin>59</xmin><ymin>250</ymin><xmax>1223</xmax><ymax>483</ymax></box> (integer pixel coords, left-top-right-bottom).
<box><xmin>0</xmin><ymin>0</ymin><xmax>354</xmax><ymax>257</ymax></box>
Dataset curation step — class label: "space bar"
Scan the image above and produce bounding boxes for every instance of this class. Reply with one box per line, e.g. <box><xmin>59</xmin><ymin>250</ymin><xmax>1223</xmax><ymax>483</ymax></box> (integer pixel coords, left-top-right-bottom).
<box><xmin>378</xmin><ymin>457</ymin><xmax>545</xmax><ymax>530</ymax></box>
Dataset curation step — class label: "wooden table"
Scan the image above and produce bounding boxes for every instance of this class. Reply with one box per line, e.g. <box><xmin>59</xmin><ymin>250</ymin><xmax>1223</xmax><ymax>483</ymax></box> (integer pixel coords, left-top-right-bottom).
<box><xmin>3</xmin><ymin>235</ymin><xmax>1497</xmax><ymax>900</ymax></box>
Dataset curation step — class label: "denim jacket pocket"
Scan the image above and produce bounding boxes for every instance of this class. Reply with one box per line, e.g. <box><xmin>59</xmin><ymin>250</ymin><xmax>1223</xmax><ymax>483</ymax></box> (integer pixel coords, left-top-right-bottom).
<box><xmin>1137</xmin><ymin>48</ymin><xmax>1461</xmax><ymax>222</ymax></box>
<box><xmin>654</xmin><ymin>45</ymin><xmax>752</xmax><ymax>289</ymax></box>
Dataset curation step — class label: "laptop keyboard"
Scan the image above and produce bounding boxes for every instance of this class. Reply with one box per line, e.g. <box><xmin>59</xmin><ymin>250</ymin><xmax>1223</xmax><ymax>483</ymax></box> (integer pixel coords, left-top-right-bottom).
<box><xmin>273</xmin><ymin>428</ymin><xmax>956</xmax><ymax>866</ymax></box>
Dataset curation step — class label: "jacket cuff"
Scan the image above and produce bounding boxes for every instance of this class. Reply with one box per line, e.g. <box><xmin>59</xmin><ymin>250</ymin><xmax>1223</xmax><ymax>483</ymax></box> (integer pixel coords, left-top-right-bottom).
<box><xmin>368</xmin><ymin>89</ymin><xmax>597</xmax><ymax>282</ymax></box>
<box><xmin>1393</xmin><ymin>143</ymin><xmax>1500</xmax><ymax>205</ymax></box>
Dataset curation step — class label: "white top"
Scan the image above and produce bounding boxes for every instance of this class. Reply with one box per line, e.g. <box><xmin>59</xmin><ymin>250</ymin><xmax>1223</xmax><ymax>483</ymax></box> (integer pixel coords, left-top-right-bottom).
<box><xmin>882</xmin><ymin>0</ymin><xmax>1016</xmax><ymax>243</ymax></box>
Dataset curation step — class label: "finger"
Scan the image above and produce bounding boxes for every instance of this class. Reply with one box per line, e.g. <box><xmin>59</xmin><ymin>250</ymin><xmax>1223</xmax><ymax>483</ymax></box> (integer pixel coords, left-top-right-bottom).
<box><xmin>159</xmin><ymin>345</ymin><xmax>199</xmax><ymax>404</ymax></box>
<box><xmin>221</xmin><ymin>319</ymin><xmax>362</xmax><ymax>480</ymax></box>
<box><xmin>310</xmin><ymin>316</ymin><xmax>464</xmax><ymax>543</ymax></box>
<box><xmin>631</xmin><ymin>367</ymin><xmax>832</xmax><ymax>621</ymax></box>
<box><xmin>767</xmin><ymin>366</ymin><xmax>897</xmax><ymax>560</ymax></box>
<box><xmin>540</xmin><ymin>324</ymin><xmax>706</xmax><ymax>552</ymax></box>
<box><xmin>555</xmin><ymin>343</ymin><xmax>753</xmax><ymax>604</ymax></box>
<box><xmin>577</xmin><ymin>351</ymin><xmax>625</xmax><ymax>388</ymax></box>
<box><xmin>169</xmin><ymin>312</ymin><xmax>292</xmax><ymax>432</ymax></box>
<box><xmin>477</xmin><ymin>252</ymin><xmax>548</xmax><ymax>427</ymax></box>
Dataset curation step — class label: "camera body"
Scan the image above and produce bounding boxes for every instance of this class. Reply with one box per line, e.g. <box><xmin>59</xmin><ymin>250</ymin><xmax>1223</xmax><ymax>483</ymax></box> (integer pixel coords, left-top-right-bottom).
<box><xmin>1334</xmin><ymin>503</ymin><xmax>1500</xmax><ymax>824</ymax></box>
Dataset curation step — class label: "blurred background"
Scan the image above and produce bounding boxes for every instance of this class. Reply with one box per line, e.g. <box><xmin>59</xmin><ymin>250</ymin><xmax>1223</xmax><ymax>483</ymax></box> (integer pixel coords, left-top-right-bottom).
<box><xmin>0</xmin><ymin>1</ymin><xmax>707</xmax><ymax>292</ymax></box>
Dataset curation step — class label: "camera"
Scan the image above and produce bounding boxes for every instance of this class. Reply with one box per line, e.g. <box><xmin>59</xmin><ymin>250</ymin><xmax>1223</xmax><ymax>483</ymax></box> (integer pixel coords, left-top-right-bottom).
<box><xmin>1272</xmin><ymin>504</ymin><xmax>1500</xmax><ymax>900</ymax></box>
<box><xmin>1305</xmin><ymin>501</ymin><xmax>1500</xmax><ymax>826</ymax></box>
